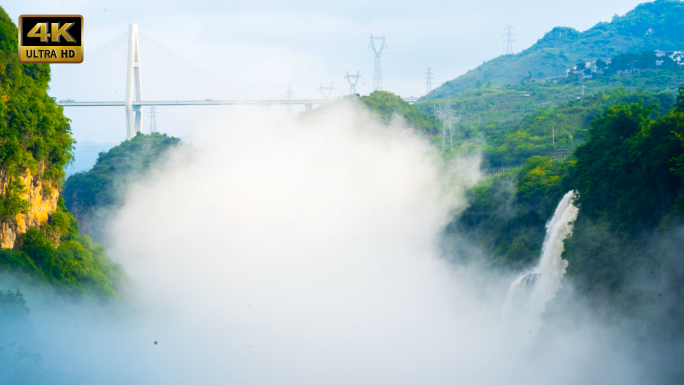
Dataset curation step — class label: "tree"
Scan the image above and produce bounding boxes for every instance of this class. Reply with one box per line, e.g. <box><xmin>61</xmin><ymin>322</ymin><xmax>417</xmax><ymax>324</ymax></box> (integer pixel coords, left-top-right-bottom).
<box><xmin>357</xmin><ymin>91</ymin><xmax>441</xmax><ymax>135</ymax></box>
<box><xmin>569</xmin><ymin>95</ymin><xmax>684</xmax><ymax>227</ymax></box>
<box><xmin>0</xmin><ymin>289</ymin><xmax>29</xmax><ymax>323</ymax></box>
<box><xmin>595</xmin><ymin>58</ymin><xmax>607</xmax><ymax>71</ymax></box>
<box><xmin>63</xmin><ymin>133</ymin><xmax>182</xmax><ymax>243</ymax></box>
<box><xmin>0</xmin><ymin>7</ymin><xmax>74</xmax><ymax>221</ymax></box>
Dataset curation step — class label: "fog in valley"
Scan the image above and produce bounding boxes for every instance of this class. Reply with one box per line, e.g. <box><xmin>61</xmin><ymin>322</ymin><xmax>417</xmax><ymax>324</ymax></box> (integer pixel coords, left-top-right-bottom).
<box><xmin>0</xmin><ymin>103</ymin><xmax>654</xmax><ymax>384</ymax></box>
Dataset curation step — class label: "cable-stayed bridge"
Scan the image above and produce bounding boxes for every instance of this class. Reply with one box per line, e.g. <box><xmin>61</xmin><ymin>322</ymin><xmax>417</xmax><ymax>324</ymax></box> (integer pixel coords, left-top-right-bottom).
<box><xmin>51</xmin><ymin>24</ymin><xmax>418</xmax><ymax>139</ymax></box>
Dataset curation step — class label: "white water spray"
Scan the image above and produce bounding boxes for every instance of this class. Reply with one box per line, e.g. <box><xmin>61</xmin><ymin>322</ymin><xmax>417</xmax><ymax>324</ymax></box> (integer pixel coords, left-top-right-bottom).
<box><xmin>505</xmin><ymin>190</ymin><xmax>579</xmax><ymax>329</ymax></box>
<box><xmin>5</xmin><ymin>100</ymin><xmax>646</xmax><ymax>384</ymax></box>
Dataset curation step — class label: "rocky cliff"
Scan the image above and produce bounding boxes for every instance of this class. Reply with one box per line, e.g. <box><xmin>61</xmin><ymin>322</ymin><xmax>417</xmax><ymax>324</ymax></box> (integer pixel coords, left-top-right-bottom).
<box><xmin>0</xmin><ymin>165</ymin><xmax>60</xmax><ymax>248</ymax></box>
<box><xmin>0</xmin><ymin>7</ymin><xmax>75</xmax><ymax>249</ymax></box>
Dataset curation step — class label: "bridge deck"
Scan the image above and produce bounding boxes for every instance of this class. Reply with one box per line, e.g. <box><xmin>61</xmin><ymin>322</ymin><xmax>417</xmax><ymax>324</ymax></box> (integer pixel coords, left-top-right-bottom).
<box><xmin>56</xmin><ymin>97</ymin><xmax>419</xmax><ymax>107</ymax></box>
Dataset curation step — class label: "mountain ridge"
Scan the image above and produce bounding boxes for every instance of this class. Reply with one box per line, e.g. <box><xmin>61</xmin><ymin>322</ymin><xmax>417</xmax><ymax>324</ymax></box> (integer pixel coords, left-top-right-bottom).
<box><xmin>426</xmin><ymin>0</ymin><xmax>684</xmax><ymax>99</ymax></box>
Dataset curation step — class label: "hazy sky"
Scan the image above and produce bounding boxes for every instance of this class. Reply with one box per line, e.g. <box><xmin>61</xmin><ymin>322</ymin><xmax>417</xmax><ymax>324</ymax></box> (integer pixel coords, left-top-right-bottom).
<box><xmin>5</xmin><ymin>0</ymin><xmax>648</xmax><ymax>143</ymax></box>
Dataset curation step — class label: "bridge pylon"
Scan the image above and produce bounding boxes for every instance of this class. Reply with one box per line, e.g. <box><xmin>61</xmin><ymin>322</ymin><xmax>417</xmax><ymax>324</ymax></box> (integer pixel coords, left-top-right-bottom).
<box><xmin>125</xmin><ymin>24</ymin><xmax>143</xmax><ymax>139</ymax></box>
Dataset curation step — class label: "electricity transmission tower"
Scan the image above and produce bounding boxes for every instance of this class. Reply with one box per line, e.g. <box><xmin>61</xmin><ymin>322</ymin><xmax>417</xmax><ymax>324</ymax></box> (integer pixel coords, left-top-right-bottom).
<box><xmin>369</xmin><ymin>35</ymin><xmax>387</xmax><ymax>91</ymax></box>
<box><xmin>148</xmin><ymin>106</ymin><xmax>157</xmax><ymax>133</ymax></box>
<box><xmin>424</xmin><ymin>68</ymin><xmax>435</xmax><ymax>95</ymax></box>
<box><xmin>318</xmin><ymin>83</ymin><xmax>334</xmax><ymax>99</ymax></box>
<box><xmin>503</xmin><ymin>25</ymin><xmax>516</xmax><ymax>55</ymax></box>
<box><xmin>345</xmin><ymin>71</ymin><xmax>361</xmax><ymax>95</ymax></box>
<box><xmin>285</xmin><ymin>86</ymin><xmax>294</xmax><ymax>114</ymax></box>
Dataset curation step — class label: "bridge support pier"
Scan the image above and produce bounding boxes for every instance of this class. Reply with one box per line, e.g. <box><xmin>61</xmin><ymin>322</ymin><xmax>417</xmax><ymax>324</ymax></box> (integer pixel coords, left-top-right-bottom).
<box><xmin>304</xmin><ymin>103</ymin><xmax>312</xmax><ymax>112</ymax></box>
<box><xmin>125</xmin><ymin>24</ymin><xmax>143</xmax><ymax>139</ymax></box>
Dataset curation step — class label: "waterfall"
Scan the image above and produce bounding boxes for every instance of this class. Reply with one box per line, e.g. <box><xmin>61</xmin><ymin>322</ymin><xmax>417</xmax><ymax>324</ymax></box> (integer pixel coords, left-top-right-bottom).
<box><xmin>504</xmin><ymin>190</ymin><xmax>579</xmax><ymax>329</ymax></box>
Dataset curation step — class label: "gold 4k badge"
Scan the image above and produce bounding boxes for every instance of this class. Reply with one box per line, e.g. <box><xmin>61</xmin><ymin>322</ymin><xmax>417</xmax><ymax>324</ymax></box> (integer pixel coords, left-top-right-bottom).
<box><xmin>18</xmin><ymin>15</ymin><xmax>84</xmax><ymax>64</ymax></box>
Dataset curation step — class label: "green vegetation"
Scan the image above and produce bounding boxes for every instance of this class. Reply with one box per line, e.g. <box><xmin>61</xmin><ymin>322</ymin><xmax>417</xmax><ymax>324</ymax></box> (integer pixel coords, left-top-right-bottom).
<box><xmin>0</xmin><ymin>289</ymin><xmax>29</xmax><ymax>323</ymax></box>
<box><xmin>443</xmin><ymin>157</ymin><xmax>571</xmax><ymax>269</ymax></box>
<box><xmin>425</xmin><ymin>82</ymin><xmax>676</xmax><ymax>167</ymax></box>
<box><xmin>435</xmin><ymin>5</ymin><xmax>684</xmax><ymax>364</ymax></box>
<box><xmin>0</xmin><ymin>7</ymin><xmax>74</xmax><ymax>220</ymax></box>
<box><xmin>417</xmin><ymin>1</ymin><xmax>684</xmax><ymax>166</ymax></box>
<box><xmin>0</xmin><ymin>198</ymin><xmax>127</xmax><ymax>300</ymax></box>
<box><xmin>482</xmin><ymin>88</ymin><xmax>674</xmax><ymax>168</ymax></box>
<box><xmin>416</xmin><ymin>66</ymin><xmax>684</xmax><ymax>132</ymax></box>
<box><xmin>562</xmin><ymin>93</ymin><xmax>684</xmax><ymax>311</ymax></box>
<box><xmin>359</xmin><ymin>91</ymin><xmax>441</xmax><ymax>134</ymax></box>
<box><xmin>445</xmin><ymin>88</ymin><xmax>684</xmax><ymax>376</ymax></box>
<box><xmin>558</xmin><ymin>92</ymin><xmax>684</xmax><ymax>380</ymax></box>
<box><xmin>307</xmin><ymin>91</ymin><xmax>442</xmax><ymax>135</ymax></box>
<box><xmin>0</xmin><ymin>7</ymin><xmax>127</xmax><ymax>300</ymax></box>
<box><xmin>601</xmin><ymin>50</ymin><xmax>681</xmax><ymax>75</ymax></box>
<box><xmin>63</xmin><ymin>132</ymin><xmax>181</xmax><ymax>243</ymax></box>
<box><xmin>447</xmin><ymin>89</ymin><xmax>684</xmax><ymax>277</ymax></box>
<box><xmin>0</xmin><ymin>288</ymin><xmax>80</xmax><ymax>384</ymax></box>
<box><xmin>427</xmin><ymin>0</ymin><xmax>684</xmax><ymax>96</ymax></box>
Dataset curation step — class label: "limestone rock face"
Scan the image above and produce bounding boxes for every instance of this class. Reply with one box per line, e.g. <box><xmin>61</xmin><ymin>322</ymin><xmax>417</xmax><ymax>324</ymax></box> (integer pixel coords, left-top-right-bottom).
<box><xmin>0</xmin><ymin>166</ymin><xmax>60</xmax><ymax>249</ymax></box>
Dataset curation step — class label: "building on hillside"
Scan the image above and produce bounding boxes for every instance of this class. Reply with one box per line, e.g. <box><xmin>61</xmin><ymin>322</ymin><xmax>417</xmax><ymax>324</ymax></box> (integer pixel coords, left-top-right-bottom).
<box><xmin>568</xmin><ymin>59</ymin><xmax>611</xmax><ymax>78</ymax></box>
<box><xmin>655</xmin><ymin>50</ymin><xmax>684</xmax><ymax>65</ymax></box>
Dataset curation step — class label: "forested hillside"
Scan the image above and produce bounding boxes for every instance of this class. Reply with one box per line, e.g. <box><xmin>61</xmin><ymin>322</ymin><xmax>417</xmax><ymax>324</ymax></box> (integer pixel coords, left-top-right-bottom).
<box><xmin>443</xmin><ymin>89</ymin><xmax>684</xmax><ymax>381</ymax></box>
<box><xmin>306</xmin><ymin>91</ymin><xmax>442</xmax><ymax>136</ymax></box>
<box><xmin>359</xmin><ymin>91</ymin><xmax>441</xmax><ymax>134</ymax></box>
<box><xmin>444</xmin><ymin>89</ymin><xmax>684</xmax><ymax>281</ymax></box>
<box><xmin>0</xmin><ymin>7</ymin><xmax>126</xmax><ymax>300</ymax></box>
<box><xmin>481</xmin><ymin>88</ymin><xmax>674</xmax><ymax>168</ymax></box>
<box><xmin>416</xmin><ymin>64</ymin><xmax>683</xmax><ymax>132</ymax></box>
<box><xmin>434</xmin><ymin>3</ymin><xmax>684</xmax><ymax>374</ymax></box>
<box><xmin>563</xmin><ymin>96</ymin><xmax>684</xmax><ymax>330</ymax></box>
<box><xmin>427</xmin><ymin>0</ymin><xmax>684</xmax><ymax>97</ymax></box>
<box><xmin>429</xmin><ymin>85</ymin><xmax>675</xmax><ymax>168</ymax></box>
<box><xmin>63</xmin><ymin>133</ymin><xmax>181</xmax><ymax>244</ymax></box>
<box><xmin>443</xmin><ymin>157</ymin><xmax>571</xmax><ymax>269</ymax></box>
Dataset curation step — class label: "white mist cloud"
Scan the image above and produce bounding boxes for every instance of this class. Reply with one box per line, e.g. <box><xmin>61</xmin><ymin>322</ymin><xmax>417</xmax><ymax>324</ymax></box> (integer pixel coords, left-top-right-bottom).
<box><xmin>6</xmin><ymin>102</ymin><xmax>644</xmax><ymax>384</ymax></box>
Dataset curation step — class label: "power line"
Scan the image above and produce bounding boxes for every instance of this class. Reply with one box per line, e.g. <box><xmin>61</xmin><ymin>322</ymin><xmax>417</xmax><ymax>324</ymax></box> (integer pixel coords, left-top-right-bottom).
<box><xmin>344</xmin><ymin>71</ymin><xmax>361</xmax><ymax>95</ymax></box>
<box><xmin>278</xmin><ymin>49</ymin><xmax>367</xmax><ymax>97</ymax></box>
<box><xmin>503</xmin><ymin>25</ymin><xmax>516</xmax><ymax>56</ymax></box>
<box><xmin>280</xmin><ymin>57</ymin><xmax>373</xmax><ymax>99</ymax></box>
<box><xmin>390</xmin><ymin>44</ymin><xmax>491</xmax><ymax>55</ymax></box>
<box><xmin>369</xmin><ymin>34</ymin><xmax>387</xmax><ymax>91</ymax></box>
<box><xmin>424</xmin><ymin>68</ymin><xmax>435</xmax><ymax>95</ymax></box>
<box><xmin>385</xmin><ymin>52</ymin><xmax>483</xmax><ymax>61</ymax></box>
